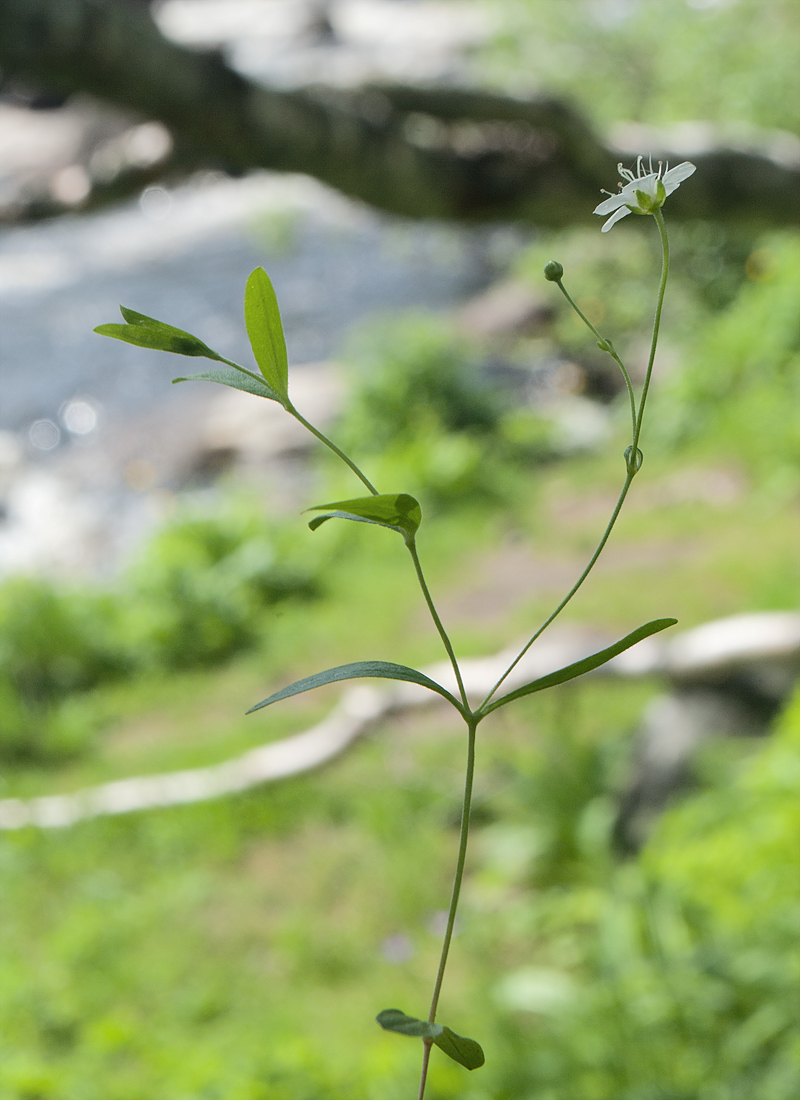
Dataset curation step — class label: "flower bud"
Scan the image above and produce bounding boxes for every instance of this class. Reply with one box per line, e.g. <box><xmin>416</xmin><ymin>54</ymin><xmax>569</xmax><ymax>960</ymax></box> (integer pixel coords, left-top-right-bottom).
<box><xmin>625</xmin><ymin>445</ymin><xmax>643</xmax><ymax>474</ymax></box>
<box><xmin>543</xmin><ymin>260</ymin><xmax>564</xmax><ymax>282</ymax></box>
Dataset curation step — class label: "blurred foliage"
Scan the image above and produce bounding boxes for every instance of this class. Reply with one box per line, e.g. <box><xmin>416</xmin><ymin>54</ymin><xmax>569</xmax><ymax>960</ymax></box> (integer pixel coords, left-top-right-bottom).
<box><xmin>335</xmin><ymin>313</ymin><xmax>554</xmax><ymax>506</ymax></box>
<box><xmin>120</xmin><ymin>504</ymin><xmax>318</xmax><ymax>671</ymax></box>
<box><xmin>656</xmin><ymin>232</ymin><xmax>800</xmax><ymax>492</ymax></box>
<box><xmin>0</xmin><ymin>500</ymin><xmax>319</xmax><ymax>763</ymax></box>
<box><xmin>485</xmin><ymin>688</ymin><xmax>800</xmax><ymax>1100</ymax></box>
<box><xmin>0</xmin><ymin>580</ymin><xmax>125</xmax><ymax>763</ymax></box>
<box><xmin>486</xmin><ymin>0</ymin><xmax>800</xmax><ymax>133</ymax></box>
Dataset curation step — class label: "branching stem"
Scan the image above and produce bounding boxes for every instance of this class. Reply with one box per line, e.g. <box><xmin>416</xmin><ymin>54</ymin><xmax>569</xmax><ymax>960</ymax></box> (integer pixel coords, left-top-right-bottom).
<box><xmin>478</xmin><ymin>211</ymin><xmax>670</xmax><ymax>711</ymax></box>
<box><xmin>554</xmin><ymin>282</ymin><xmax>637</xmax><ymax>440</ymax></box>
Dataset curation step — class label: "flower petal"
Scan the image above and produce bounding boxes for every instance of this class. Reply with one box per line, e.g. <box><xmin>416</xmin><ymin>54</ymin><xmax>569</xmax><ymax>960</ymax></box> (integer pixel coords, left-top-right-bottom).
<box><xmin>662</xmin><ymin>161</ymin><xmax>696</xmax><ymax>195</ymax></box>
<box><xmin>594</xmin><ymin>193</ymin><xmax>627</xmax><ymax>215</ymax></box>
<box><xmin>601</xmin><ymin>206</ymin><xmax>631</xmax><ymax>232</ymax></box>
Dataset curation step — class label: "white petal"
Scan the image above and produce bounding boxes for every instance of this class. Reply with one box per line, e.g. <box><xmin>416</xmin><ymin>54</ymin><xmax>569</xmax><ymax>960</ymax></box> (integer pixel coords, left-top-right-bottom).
<box><xmin>594</xmin><ymin>193</ymin><xmax>627</xmax><ymax>215</ymax></box>
<box><xmin>662</xmin><ymin>161</ymin><xmax>696</xmax><ymax>195</ymax></box>
<box><xmin>635</xmin><ymin>176</ymin><xmax>660</xmax><ymax>198</ymax></box>
<box><xmin>623</xmin><ymin>172</ymin><xmax>658</xmax><ymax>194</ymax></box>
<box><xmin>602</xmin><ymin>206</ymin><xmax>631</xmax><ymax>232</ymax></box>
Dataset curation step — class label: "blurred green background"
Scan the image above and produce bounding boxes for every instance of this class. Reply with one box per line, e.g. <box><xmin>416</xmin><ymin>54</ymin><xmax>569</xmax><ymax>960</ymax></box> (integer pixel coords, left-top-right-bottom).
<box><xmin>1</xmin><ymin>1</ymin><xmax>799</xmax><ymax>1097</ymax></box>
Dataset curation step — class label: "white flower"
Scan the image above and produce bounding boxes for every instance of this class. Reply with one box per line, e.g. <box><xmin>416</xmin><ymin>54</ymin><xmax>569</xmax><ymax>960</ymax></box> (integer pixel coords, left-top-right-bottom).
<box><xmin>594</xmin><ymin>158</ymin><xmax>696</xmax><ymax>232</ymax></box>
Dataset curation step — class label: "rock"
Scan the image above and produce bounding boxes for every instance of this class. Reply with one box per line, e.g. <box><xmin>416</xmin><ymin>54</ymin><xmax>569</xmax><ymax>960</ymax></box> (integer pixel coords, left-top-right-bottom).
<box><xmin>612</xmin><ymin>611</ymin><xmax>800</xmax><ymax>851</ymax></box>
<box><xmin>457</xmin><ymin>279</ymin><xmax>555</xmax><ymax>339</ymax></box>
<box><xmin>196</xmin><ymin>362</ymin><xmax>344</xmax><ymax>474</ymax></box>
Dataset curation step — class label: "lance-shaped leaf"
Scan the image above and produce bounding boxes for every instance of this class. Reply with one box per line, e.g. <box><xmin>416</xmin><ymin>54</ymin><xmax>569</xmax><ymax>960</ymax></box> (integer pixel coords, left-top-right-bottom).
<box><xmin>247</xmin><ymin>660</ymin><xmax>465</xmax><ymax>717</ymax></box>
<box><xmin>244</xmin><ymin>267</ymin><xmax>289</xmax><ymax>402</ymax></box>
<box><xmin>172</xmin><ymin>368</ymin><xmax>283</xmax><ymax>402</ymax></box>
<box><xmin>95</xmin><ymin>306</ymin><xmax>224</xmax><ymax>360</ymax></box>
<box><xmin>376</xmin><ymin>1010</ymin><xmax>485</xmax><ymax>1071</ymax></box>
<box><xmin>478</xmin><ymin>618</ymin><xmax>677</xmax><ymax>717</ymax></box>
<box><xmin>307</xmin><ymin>494</ymin><xmax>421</xmax><ymax>544</ymax></box>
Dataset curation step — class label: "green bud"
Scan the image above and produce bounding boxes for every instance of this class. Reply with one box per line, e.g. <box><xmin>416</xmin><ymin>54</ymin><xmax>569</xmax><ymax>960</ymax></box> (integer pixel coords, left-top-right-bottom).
<box><xmin>543</xmin><ymin>260</ymin><xmax>564</xmax><ymax>282</ymax></box>
<box><xmin>625</xmin><ymin>445</ymin><xmax>643</xmax><ymax>474</ymax></box>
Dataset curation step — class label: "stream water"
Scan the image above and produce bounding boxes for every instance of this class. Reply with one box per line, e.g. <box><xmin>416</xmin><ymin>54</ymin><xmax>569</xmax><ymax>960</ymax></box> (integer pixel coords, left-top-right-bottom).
<box><xmin>0</xmin><ymin>0</ymin><xmax>509</xmax><ymax>577</ymax></box>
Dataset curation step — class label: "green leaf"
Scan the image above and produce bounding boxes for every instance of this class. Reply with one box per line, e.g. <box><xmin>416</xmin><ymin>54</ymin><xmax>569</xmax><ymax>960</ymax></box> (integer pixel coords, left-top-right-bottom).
<box><xmin>244</xmin><ymin>267</ymin><xmax>289</xmax><ymax>401</ymax></box>
<box><xmin>119</xmin><ymin>307</ymin><xmax>163</xmax><ymax>325</ymax></box>
<box><xmin>247</xmin><ymin>660</ymin><xmax>464</xmax><ymax>716</ymax></box>
<box><xmin>307</xmin><ymin>494</ymin><xmax>421</xmax><ymax>544</ymax></box>
<box><xmin>95</xmin><ymin>307</ymin><xmax>224</xmax><ymax>360</ymax></box>
<box><xmin>376</xmin><ymin>1010</ymin><xmax>440</xmax><ymax>1040</ymax></box>
<box><xmin>172</xmin><ymin>368</ymin><xmax>283</xmax><ymax>402</ymax></box>
<box><xmin>376</xmin><ymin>1011</ymin><xmax>485</xmax><ymax>1071</ymax></box>
<box><xmin>433</xmin><ymin>1028</ymin><xmax>486</xmax><ymax>1070</ymax></box>
<box><xmin>480</xmin><ymin>618</ymin><xmax>677</xmax><ymax>717</ymax></box>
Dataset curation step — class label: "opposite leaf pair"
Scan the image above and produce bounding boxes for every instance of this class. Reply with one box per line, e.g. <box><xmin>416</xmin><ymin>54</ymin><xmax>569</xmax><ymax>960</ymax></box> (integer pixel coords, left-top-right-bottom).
<box><xmin>377</xmin><ymin>1009</ymin><xmax>485</xmax><ymax>1071</ymax></box>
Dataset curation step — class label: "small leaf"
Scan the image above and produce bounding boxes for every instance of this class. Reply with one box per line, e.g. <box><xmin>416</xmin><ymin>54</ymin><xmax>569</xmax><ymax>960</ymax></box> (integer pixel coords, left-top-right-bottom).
<box><xmin>247</xmin><ymin>660</ymin><xmax>464</xmax><ymax>716</ymax></box>
<box><xmin>307</xmin><ymin>494</ymin><xmax>421</xmax><ymax>544</ymax></box>
<box><xmin>244</xmin><ymin>267</ymin><xmax>289</xmax><ymax>401</ymax></box>
<box><xmin>480</xmin><ymin>618</ymin><xmax>677</xmax><ymax>717</ymax></box>
<box><xmin>376</xmin><ymin>1011</ymin><xmax>486</xmax><ymax>1071</ymax></box>
<box><xmin>95</xmin><ymin>307</ymin><xmax>224</xmax><ymax>360</ymax></box>
<box><xmin>376</xmin><ymin>1010</ymin><xmax>440</xmax><ymax>1040</ymax></box>
<box><xmin>172</xmin><ymin>368</ymin><xmax>283</xmax><ymax>402</ymax></box>
<box><xmin>433</xmin><ymin>1028</ymin><xmax>486</xmax><ymax>1071</ymax></box>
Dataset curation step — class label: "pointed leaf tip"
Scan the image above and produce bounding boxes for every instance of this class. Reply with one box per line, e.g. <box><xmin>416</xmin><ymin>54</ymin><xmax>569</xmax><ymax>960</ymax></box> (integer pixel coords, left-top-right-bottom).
<box><xmin>248</xmin><ymin>660</ymin><xmax>464</xmax><ymax>716</ymax></box>
<box><xmin>244</xmin><ymin>267</ymin><xmax>289</xmax><ymax>401</ymax></box>
<box><xmin>480</xmin><ymin>617</ymin><xmax>678</xmax><ymax>717</ymax></box>
<box><xmin>95</xmin><ymin>307</ymin><xmax>223</xmax><ymax>360</ymax></box>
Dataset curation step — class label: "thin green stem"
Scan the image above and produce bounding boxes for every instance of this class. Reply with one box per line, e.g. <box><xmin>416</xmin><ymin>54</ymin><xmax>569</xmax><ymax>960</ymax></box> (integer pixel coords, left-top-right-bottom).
<box><xmin>418</xmin><ymin>716</ymin><xmax>478</xmax><ymax>1100</ymax></box>
<box><xmin>407</xmin><ymin>539</ymin><xmax>470</xmax><ymax>714</ymax></box>
<box><xmin>287</xmin><ymin>404</ymin><xmax>379</xmax><ymax>495</ymax></box>
<box><xmin>478</xmin><ymin>212</ymin><xmax>671</xmax><ymax>712</ymax></box>
<box><xmin>216</xmin><ymin>358</ymin><xmax>379</xmax><ymax>495</ymax></box>
<box><xmin>555</xmin><ymin>282</ymin><xmax>637</xmax><ymax>441</ymax></box>
<box><xmin>633</xmin><ymin>208</ymin><xmax>670</xmax><ymax>454</ymax></box>
<box><xmin>417</xmin><ymin>1042</ymin><xmax>433</xmax><ymax>1100</ymax></box>
<box><xmin>476</xmin><ymin>472</ymin><xmax>634</xmax><ymax>713</ymax></box>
